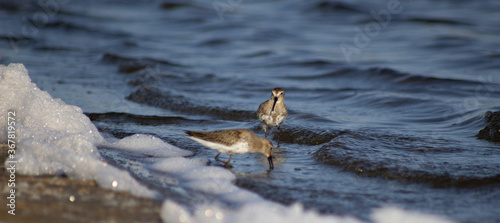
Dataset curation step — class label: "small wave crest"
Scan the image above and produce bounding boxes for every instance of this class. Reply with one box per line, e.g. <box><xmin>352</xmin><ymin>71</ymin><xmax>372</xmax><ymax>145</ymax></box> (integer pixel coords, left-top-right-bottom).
<box><xmin>127</xmin><ymin>87</ymin><xmax>255</xmax><ymax>121</ymax></box>
<box><xmin>274</xmin><ymin>127</ymin><xmax>345</xmax><ymax>145</ymax></box>
<box><xmin>283</xmin><ymin>67</ymin><xmax>492</xmax><ymax>97</ymax></box>
<box><xmin>404</xmin><ymin>16</ymin><xmax>473</xmax><ymax>26</ymax></box>
<box><xmin>86</xmin><ymin>112</ymin><xmax>192</xmax><ymax>126</ymax></box>
<box><xmin>310</xmin><ymin>1</ymin><xmax>367</xmax><ymax>13</ymax></box>
<box><xmin>286</xmin><ymin>67</ymin><xmax>482</xmax><ymax>86</ymax></box>
<box><xmin>102</xmin><ymin>53</ymin><xmax>185</xmax><ymax>73</ymax></box>
<box><xmin>313</xmin><ymin>132</ymin><xmax>500</xmax><ymax>187</ymax></box>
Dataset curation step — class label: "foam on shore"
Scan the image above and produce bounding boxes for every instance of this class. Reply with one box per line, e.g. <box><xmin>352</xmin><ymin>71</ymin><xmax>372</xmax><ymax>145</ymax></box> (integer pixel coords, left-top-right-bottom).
<box><xmin>0</xmin><ymin>63</ymin><xmax>174</xmax><ymax>198</ymax></box>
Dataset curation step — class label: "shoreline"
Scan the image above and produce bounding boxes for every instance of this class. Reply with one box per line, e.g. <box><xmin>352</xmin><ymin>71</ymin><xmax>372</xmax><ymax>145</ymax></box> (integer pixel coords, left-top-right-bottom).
<box><xmin>0</xmin><ymin>144</ymin><xmax>162</xmax><ymax>223</ymax></box>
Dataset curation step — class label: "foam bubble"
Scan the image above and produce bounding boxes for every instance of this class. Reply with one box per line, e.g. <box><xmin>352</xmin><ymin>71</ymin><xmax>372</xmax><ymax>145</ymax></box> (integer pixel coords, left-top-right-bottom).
<box><xmin>106</xmin><ymin>134</ymin><xmax>193</xmax><ymax>157</ymax></box>
<box><xmin>150</xmin><ymin>157</ymin><xmax>208</xmax><ymax>173</ymax></box>
<box><xmin>94</xmin><ymin>165</ymin><xmax>158</xmax><ymax>198</ymax></box>
<box><xmin>149</xmin><ymin>157</ymin><xmax>239</xmax><ymax>197</ymax></box>
<box><xmin>16</xmin><ymin>135</ymin><xmax>103</xmax><ymax>178</ymax></box>
<box><xmin>161</xmin><ymin>200</ymin><xmax>192</xmax><ymax>223</ymax></box>
<box><xmin>182</xmin><ymin>179</ymin><xmax>238</xmax><ymax>195</ymax></box>
<box><xmin>219</xmin><ymin>189</ymin><xmax>262</xmax><ymax>204</ymax></box>
<box><xmin>179</xmin><ymin>166</ymin><xmax>235</xmax><ymax>182</ymax></box>
<box><xmin>372</xmin><ymin>206</ymin><xmax>455</xmax><ymax>223</ymax></box>
<box><xmin>161</xmin><ymin>200</ymin><xmax>361</xmax><ymax>223</ymax></box>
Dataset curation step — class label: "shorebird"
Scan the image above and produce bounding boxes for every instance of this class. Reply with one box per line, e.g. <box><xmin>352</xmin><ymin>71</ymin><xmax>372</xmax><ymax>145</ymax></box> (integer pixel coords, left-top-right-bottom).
<box><xmin>185</xmin><ymin>129</ymin><xmax>274</xmax><ymax>170</ymax></box>
<box><xmin>257</xmin><ymin>88</ymin><xmax>288</xmax><ymax>146</ymax></box>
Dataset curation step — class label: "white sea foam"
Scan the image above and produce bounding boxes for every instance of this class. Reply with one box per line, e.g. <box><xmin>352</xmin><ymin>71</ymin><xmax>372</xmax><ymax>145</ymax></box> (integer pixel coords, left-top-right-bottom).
<box><xmin>0</xmin><ymin>63</ymin><xmax>455</xmax><ymax>223</ymax></box>
<box><xmin>105</xmin><ymin>134</ymin><xmax>193</xmax><ymax>157</ymax></box>
<box><xmin>371</xmin><ymin>206</ymin><xmax>455</xmax><ymax>223</ymax></box>
<box><xmin>161</xmin><ymin>200</ymin><xmax>457</xmax><ymax>223</ymax></box>
<box><xmin>148</xmin><ymin>156</ymin><xmax>247</xmax><ymax>203</ymax></box>
<box><xmin>0</xmin><ymin>63</ymin><xmax>175</xmax><ymax>198</ymax></box>
<box><xmin>161</xmin><ymin>200</ymin><xmax>361</xmax><ymax>223</ymax></box>
<box><xmin>150</xmin><ymin>157</ymin><xmax>210</xmax><ymax>174</ymax></box>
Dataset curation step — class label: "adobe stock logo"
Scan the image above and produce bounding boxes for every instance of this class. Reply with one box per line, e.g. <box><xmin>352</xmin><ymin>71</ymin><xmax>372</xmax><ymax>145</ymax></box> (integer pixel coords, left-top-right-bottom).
<box><xmin>339</xmin><ymin>0</ymin><xmax>405</xmax><ymax>63</ymax></box>
<box><xmin>212</xmin><ymin>0</ymin><xmax>243</xmax><ymax>22</ymax></box>
<box><xmin>8</xmin><ymin>0</ymin><xmax>70</xmax><ymax>54</ymax></box>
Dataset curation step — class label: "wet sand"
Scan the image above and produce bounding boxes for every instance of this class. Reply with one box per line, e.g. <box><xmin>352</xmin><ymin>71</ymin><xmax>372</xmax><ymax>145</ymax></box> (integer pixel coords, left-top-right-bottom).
<box><xmin>0</xmin><ymin>144</ymin><xmax>162</xmax><ymax>223</ymax></box>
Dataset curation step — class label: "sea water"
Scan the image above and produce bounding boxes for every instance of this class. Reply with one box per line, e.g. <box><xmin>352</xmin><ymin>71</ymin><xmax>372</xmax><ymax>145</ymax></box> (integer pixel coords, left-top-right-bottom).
<box><xmin>1</xmin><ymin>0</ymin><xmax>500</xmax><ymax>222</ymax></box>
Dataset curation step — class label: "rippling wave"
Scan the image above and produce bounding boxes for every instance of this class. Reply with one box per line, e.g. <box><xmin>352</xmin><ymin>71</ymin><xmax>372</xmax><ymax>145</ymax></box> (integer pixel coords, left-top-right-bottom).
<box><xmin>127</xmin><ymin>87</ymin><xmax>256</xmax><ymax>121</ymax></box>
<box><xmin>313</xmin><ymin>131</ymin><xmax>500</xmax><ymax>187</ymax></box>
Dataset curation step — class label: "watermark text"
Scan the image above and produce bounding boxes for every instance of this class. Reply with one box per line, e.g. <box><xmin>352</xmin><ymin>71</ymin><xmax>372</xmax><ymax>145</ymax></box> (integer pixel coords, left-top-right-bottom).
<box><xmin>6</xmin><ymin>110</ymin><xmax>17</xmax><ymax>216</ymax></box>
<box><xmin>339</xmin><ymin>0</ymin><xmax>404</xmax><ymax>62</ymax></box>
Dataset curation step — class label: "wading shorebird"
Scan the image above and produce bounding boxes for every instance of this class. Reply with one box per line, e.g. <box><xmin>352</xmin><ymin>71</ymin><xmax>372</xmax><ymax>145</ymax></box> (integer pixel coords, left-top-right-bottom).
<box><xmin>257</xmin><ymin>88</ymin><xmax>288</xmax><ymax>146</ymax></box>
<box><xmin>185</xmin><ymin>129</ymin><xmax>274</xmax><ymax>170</ymax></box>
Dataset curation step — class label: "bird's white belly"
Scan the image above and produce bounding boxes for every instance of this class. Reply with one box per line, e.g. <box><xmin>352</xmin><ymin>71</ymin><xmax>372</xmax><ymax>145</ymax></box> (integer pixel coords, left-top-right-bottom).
<box><xmin>259</xmin><ymin>113</ymin><xmax>274</xmax><ymax>125</ymax></box>
<box><xmin>259</xmin><ymin>112</ymin><xmax>286</xmax><ymax>127</ymax></box>
<box><xmin>274</xmin><ymin>114</ymin><xmax>286</xmax><ymax>126</ymax></box>
<box><xmin>192</xmin><ymin>138</ymin><xmax>250</xmax><ymax>155</ymax></box>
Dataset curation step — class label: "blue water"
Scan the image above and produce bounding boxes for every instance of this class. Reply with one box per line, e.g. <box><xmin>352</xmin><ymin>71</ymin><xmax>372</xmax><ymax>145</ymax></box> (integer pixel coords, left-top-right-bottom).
<box><xmin>1</xmin><ymin>0</ymin><xmax>500</xmax><ymax>222</ymax></box>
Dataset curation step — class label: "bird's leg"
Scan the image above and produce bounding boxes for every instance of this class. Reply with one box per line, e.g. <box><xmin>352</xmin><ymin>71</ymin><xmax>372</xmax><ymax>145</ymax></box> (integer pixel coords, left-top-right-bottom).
<box><xmin>215</xmin><ymin>153</ymin><xmax>233</xmax><ymax>168</ymax></box>
<box><xmin>277</xmin><ymin>126</ymin><xmax>281</xmax><ymax>147</ymax></box>
<box><xmin>215</xmin><ymin>152</ymin><xmax>224</xmax><ymax>163</ymax></box>
<box><xmin>224</xmin><ymin>154</ymin><xmax>233</xmax><ymax>168</ymax></box>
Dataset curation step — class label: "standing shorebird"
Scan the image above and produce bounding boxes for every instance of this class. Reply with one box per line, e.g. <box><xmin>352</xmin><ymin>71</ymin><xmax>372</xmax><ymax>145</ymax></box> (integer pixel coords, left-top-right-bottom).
<box><xmin>185</xmin><ymin>129</ymin><xmax>274</xmax><ymax>170</ymax></box>
<box><xmin>257</xmin><ymin>88</ymin><xmax>288</xmax><ymax>146</ymax></box>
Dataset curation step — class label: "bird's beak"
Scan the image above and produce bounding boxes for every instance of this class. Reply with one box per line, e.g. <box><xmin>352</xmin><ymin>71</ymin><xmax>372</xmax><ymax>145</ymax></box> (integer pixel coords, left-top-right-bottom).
<box><xmin>268</xmin><ymin>155</ymin><xmax>274</xmax><ymax>170</ymax></box>
<box><xmin>271</xmin><ymin>97</ymin><xmax>278</xmax><ymax>112</ymax></box>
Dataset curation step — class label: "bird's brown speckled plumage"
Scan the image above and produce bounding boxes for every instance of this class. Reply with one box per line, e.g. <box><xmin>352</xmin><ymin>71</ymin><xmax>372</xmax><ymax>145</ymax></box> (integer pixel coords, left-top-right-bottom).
<box><xmin>185</xmin><ymin>129</ymin><xmax>274</xmax><ymax>169</ymax></box>
<box><xmin>257</xmin><ymin>88</ymin><xmax>288</xmax><ymax>146</ymax></box>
